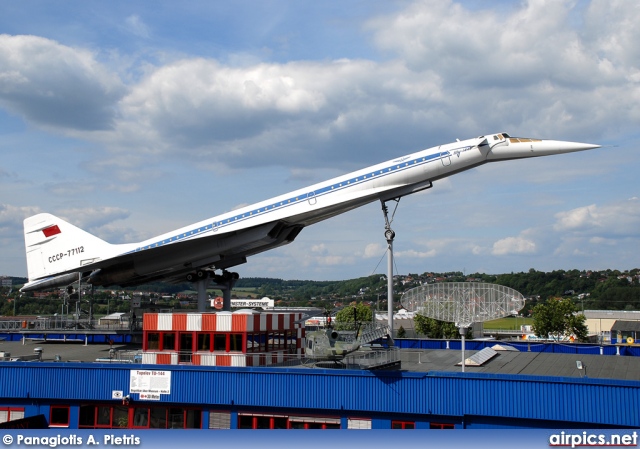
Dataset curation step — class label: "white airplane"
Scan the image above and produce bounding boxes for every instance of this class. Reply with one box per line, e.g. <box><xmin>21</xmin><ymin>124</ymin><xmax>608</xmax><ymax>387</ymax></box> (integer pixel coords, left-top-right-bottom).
<box><xmin>21</xmin><ymin>132</ymin><xmax>599</xmax><ymax>298</ymax></box>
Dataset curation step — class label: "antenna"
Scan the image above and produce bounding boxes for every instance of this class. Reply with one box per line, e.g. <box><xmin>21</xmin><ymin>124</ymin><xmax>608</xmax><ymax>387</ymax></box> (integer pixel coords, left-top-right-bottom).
<box><xmin>402</xmin><ymin>283</ymin><xmax>526</xmax><ymax>372</ymax></box>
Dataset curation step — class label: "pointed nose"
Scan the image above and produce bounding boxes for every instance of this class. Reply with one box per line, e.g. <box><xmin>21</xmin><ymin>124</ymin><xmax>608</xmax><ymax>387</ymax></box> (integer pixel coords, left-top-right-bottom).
<box><xmin>486</xmin><ymin>138</ymin><xmax>600</xmax><ymax>160</ymax></box>
<box><xmin>540</xmin><ymin>140</ymin><xmax>601</xmax><ymax>153</ymax></box>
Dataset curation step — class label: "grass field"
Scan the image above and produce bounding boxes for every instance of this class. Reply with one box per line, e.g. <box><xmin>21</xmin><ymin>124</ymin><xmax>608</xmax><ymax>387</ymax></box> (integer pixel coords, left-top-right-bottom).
<box><xmin>483</xmin><ymin>316</ymin><xmax>533</xmax><ymax>330</ymax></box>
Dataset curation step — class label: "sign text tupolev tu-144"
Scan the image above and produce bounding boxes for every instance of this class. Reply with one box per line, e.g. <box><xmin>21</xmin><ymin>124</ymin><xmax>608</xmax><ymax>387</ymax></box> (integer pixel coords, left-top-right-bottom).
<box><xmin>21</xmin><ymin>132</ymin><xmax>599</xmax><ymax>293</ymax></box>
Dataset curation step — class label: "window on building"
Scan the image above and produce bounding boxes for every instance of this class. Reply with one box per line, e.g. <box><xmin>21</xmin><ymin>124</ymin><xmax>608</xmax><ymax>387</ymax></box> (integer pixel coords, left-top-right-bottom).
<box><xmin>238</xmin><ymin>414</ymin><xmax>254</xmax><ymax>429</ymax></box>
<box><xmin>180</xmin><ymin>333</ymin><xmax>193</xmax><ymax>352</ymax></box>
<box><xmin>96</xmin><ymin>406</ymin><xmax>112</xmax><ymax>426</ymax></box>
<box><xmin>238</xmin><ymin>413</ymin><xmax>286</xmax><ymax>429</ymax></box>
<box><xmin>288</xmin><ymin>416</ymin><xmax>340</xmax><ymax>429</ymax></box>
<box><xmin>179</xmin><ymin>333</ymin><xmax>193</xmax><ymax>363</ymax></box>
<box><xmin>272</xmin><ymin>332</ymin><xmax>285</xmax><ymax>349</ymax></box>
<box><xmin>113</xmin><ymin>406</ymin><xmax>128</xmax><ymax>428</ymax></box>
<box><xmin>246</xmin><ymin>334</ymin><xmax>258</xmax><ymax>353</ymax></box>
<box><xmin>268</xmin><ymin>332</ymin><xmax>283</xmax><ymax>350</ymax></box>
<box><xmin>150</xmin><ymin>407</ymin><xmax>167</xmax><ymax>429</ymax></box>
<box><xmin>214</xmin><ymin>334</ymin><xmax>226</xmax><ymax>351</ymax></box>
<box><xmin>133</xmin><ymin>408</ymin><xmax>149</xmax><ymax>428</ymax></box>
<box><xmin>391</xmin><ymin>421</ymin><xmax>415</xmax><ymax>429</ymax></box>
<box><xmin>229</xmin><ymin>333</ymin><xmax>242</xmax><ymax>352</ymax></box>
<box><xmin>248</xmin><ymin>333</ymin><xmax>267</xmax><ymax>352</ymax></box>
<box><xmin>0</xmin><ymin>408</ymin><xmax>24</xmax><ymax>424</ymax></box>
<box><xmin>132</xmin><ymin>406</ymin><xmax>201</xmax><ymax>429</ymax></box>
<box><xmin>197</xmin><ymin>333</ymin><xmax>211</xmax><ymax>351</ymax></box>
<box><xmin>49</xmin><ymin>405</ymin><xmax>70</xmax><ymax>427</ymax></box>
<box><xmin>288</xmin><ymin>333</ymin><xmax>298</xmax><ymax>352</ymax></box>
<box><xmin>79</xmin><ymin>404</ymin><xmax>129</xmax><ymax>428</ymax></box>
<box><xmin>185</xmin><ymin>409</ymin><xmax>202</xmax><ymax>429</ymax></box>
<box><xmin>430</xmin><ymin>422</ymin><xmax>455</xmax><ymax>429</ymax></box>
<box><xmin>238</xmin><ymin>413</ymin><xmax>339</xmax><ymax>429</ymax></box>
<box><xmin>147</xmin><ymin>332</ymin><xmax>159</xmax><ymax>350</ymax></box>
<box><xmin>347</xmin><ymin>418</ymin><xmax>371</xmax><ymax>429</ymax></box>
<box><xmin>209</xmin><ymin>411</ymin><xmax>231</xmax><ymax>429</ymax></box>
<box><xmin>163</xmin><ymin>333</ymin><xmax>176</xmax><ymax>351</ymax></box>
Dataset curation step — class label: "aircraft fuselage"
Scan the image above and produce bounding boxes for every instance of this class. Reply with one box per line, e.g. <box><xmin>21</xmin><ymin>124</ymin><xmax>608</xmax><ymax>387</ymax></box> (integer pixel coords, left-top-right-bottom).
<box><xmin>21</xmin><ymin>132</ymin><xmax>599</xmax><ymax>291</ymax></box>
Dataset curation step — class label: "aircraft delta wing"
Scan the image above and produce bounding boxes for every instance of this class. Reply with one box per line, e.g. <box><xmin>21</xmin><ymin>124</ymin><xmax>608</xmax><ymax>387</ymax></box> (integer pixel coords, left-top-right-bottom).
<box><xmin>21</xmin><ymin>133</ymin><xmax>599</xmax><ymax>293</ymax></box>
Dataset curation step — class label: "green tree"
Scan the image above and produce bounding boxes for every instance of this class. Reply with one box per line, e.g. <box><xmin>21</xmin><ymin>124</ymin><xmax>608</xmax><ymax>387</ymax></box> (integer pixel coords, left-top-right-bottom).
<box><xmin>335</xmin><ymin>303</ymin><xmax>372</xmax><ymax>323</ymax></box>
<box><xmin>532</xmin><ymin>297</ymin><xmax>588</xmax><ymax>342</ymax></box>
<box><xmin>414</xmin><ymin>314</ymin><xmax>469</xmax><ymax>339</ymax></box>
<box><xmin>414</xmin><ymin>314</ymin><xmax>435</xmax><ymax>336</ymax></box>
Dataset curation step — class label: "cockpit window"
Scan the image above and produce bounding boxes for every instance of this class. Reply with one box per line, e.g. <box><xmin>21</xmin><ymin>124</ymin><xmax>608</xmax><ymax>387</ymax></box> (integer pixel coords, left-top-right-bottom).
<box><xmin>509</xmin><ymin>137</ymin><xmax>542</xmax><ymax>143</ymax></box>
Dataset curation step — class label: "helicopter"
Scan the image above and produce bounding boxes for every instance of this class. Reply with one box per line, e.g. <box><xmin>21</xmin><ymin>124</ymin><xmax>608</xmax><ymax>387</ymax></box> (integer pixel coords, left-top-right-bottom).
<box><xmin>304</xmin><ymin>307</ymin><xmax>391</xmax><ymax>362</ymax></box>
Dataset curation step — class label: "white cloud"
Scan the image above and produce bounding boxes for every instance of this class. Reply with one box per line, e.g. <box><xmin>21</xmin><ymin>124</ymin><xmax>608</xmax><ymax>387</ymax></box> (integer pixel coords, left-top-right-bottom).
<box><xmin>57</xmin><ymin>206</ymin><xmax>130</xmax><ymax>231</ymax></box>
<box><xmin>311</xmin><ymin>243</ymin><xmax>327</xmax><ymax>254</ymax></box>
<box><xmin>44</xmin><ymin>181</ymin><xmax>96</xmax><ymax>197</ymax></box>
<box><xmin>0</xmin><ymin>35</ymin><xmax>125</xmax><ymax>130</ymax></box>
<box><xmin>125</xmin><ymin>15</ymin><xmax>151</xmax><ymax>39</ymax></box>
<box><xmin>110</xmin><ymin>58</ymin><xmax>445</xmax><ymax>171</ymax></box>
<box><xmin>2</xmin><ymin>0</ymin><xmax>639</xmax><ymax>179</ymax></box>
<box><xmin>363</xmin><ymin>243</ymin><xmax>384</xmax><ymax>258</ymax></box>
<box><xmin>395</xmin><ymin>248</ymin><xmax>437</xmax><ymax>258</ymax></box>
<box><xmin>0</xmin><ymin>203</ymin><xmax>41</xmax><ymax>234</ymax></box>
<box><xmin>553</xmin><ymin>198</ymin><xmax>640</xmax><ymax>236</ymax></box>
<box><xmin>492</xmin><ymin>236</ymin><xmax>536</xmax><ymax>256</ymax></box>
<box><xmin>315</xmin><ymin>255</ymin><xmax>352</xmax><ymax>267</ymax></box>
<box><xmin>367</xmin><ymin>0</ymin><xmax>640</xmax><ymax>138</ymax></box>
<box><xmin>554</xmin><ymin>204</ymin><xmax>601</xmax><ymax>231</ymax></box>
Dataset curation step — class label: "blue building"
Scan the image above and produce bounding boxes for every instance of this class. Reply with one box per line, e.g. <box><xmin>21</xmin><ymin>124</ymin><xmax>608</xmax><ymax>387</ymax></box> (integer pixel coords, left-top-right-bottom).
<box><xmin>1</xmin><ymin>338</ymin><xmax>639</xmax><ymax>429</ymax></box>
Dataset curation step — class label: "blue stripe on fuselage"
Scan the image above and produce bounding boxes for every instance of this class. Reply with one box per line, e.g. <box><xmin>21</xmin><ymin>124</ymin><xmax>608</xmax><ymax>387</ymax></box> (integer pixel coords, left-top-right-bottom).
<box><xmin>122</xmin><ymin>147</ymin><xmax>468</xmax><ymax>255</ymax></box>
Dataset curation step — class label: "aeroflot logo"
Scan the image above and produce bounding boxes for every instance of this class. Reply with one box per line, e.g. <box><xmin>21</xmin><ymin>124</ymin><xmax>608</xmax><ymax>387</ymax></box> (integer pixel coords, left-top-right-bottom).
<box><xmin>42</xmin><ymin>225</ymin><xmax>61</xmax><ymax>238</ymax></box>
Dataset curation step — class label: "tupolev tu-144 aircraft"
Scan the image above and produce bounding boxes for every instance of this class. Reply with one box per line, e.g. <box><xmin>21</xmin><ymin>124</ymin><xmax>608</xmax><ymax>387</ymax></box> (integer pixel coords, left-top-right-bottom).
<box><xmin>21</xmin><ymin>132</ymin><xmax>599</xmax><ymax>295</ymax></box>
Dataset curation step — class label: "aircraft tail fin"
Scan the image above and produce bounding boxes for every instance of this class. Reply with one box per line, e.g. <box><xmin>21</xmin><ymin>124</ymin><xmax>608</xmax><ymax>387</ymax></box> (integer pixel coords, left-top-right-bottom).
<box><xmin>23</xmin><ymin>213</ymin><xmax>113</xmax><ymax>284</ymax></box>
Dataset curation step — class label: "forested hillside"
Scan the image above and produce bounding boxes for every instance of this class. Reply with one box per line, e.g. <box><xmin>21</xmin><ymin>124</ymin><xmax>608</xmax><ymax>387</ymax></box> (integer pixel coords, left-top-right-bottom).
<box><xmin>1</xmin><ymin>268</ymin><xmax>639</xmax><ymax>315</ymax></box>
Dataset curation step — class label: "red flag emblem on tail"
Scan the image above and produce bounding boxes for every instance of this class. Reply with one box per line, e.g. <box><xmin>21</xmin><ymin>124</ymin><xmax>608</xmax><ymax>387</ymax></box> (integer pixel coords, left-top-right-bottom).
<box><xmin>42</xmin><ymin>225</ymin><xmax>61</xmax><ymax>238</ymax></box>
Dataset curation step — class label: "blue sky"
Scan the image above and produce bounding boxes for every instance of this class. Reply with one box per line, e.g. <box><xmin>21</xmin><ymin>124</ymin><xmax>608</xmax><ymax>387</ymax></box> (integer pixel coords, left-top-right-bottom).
<box><xmin>1</xmin><ymin>0</ymin><xmax>639</xmax><ymax>281</ymax></box>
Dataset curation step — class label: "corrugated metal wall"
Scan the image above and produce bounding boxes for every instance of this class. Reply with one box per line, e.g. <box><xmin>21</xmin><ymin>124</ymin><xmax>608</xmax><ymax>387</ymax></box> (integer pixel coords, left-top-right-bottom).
<box><xmin>0</xmin><ymin>362</ymin><xmax>638</xmax><ymax>427</ymax></box>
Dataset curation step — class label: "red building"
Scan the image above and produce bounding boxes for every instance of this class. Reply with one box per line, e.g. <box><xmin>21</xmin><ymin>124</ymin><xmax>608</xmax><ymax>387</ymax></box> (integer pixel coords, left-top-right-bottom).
<box><xmin>142</xmin><ymin>310</ymin><xmax>305</xmax><ymax>366</ymax></box>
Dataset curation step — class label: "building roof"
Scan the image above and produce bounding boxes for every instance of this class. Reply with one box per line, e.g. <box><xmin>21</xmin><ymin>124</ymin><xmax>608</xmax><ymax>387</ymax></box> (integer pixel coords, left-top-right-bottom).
<box><xmin>3</xmin><ymin>339</ymin><xmax>640</xmax><ymax>381</ymax></box>
<box><xmin>611</xmin><ymin>320</ymin><xmax>640</xmax><ymax>332</ymax></box>
<box><xmin>583</xmin><ymin>310</ymin><xmax>640</xmax><ymax>320</ymax></box>
<box><xmin>399</xmin><ymin>346</ymin><xmax>640</xmax><ymax>381</ymax></box>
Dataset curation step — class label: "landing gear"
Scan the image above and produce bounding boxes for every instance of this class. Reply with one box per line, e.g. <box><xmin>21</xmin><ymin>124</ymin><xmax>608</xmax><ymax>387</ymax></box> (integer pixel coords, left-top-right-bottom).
<box><xmin>185</xmin><ymin>269</ymin><xmax>209</xmax><ymax>283</ymax></box>
<box><xmin>186</xmin><ymin>269</ymin><xmax>239</xmax><ymax>312</ymax></box>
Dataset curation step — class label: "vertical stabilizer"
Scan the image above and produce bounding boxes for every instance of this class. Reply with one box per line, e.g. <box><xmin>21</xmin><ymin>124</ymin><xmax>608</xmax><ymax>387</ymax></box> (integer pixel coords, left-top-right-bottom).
<box><xmin>23</xmin><ymin>213</ymin><xmax>113</xmax><ymax>282</ymax></box>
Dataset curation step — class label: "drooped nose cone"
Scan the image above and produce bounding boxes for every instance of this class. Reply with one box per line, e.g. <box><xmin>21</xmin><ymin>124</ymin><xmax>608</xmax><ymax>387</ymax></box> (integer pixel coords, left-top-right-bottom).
<box><xmin>486</xmin><ymin>137</ymin><xmax>600</xmax><ymax>160</ymax></box>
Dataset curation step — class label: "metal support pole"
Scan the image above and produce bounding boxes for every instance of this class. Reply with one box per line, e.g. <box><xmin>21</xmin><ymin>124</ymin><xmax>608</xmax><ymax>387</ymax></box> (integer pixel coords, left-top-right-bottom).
<box><xmin>459</xmin><ymin>326</ymin><xmax>468</xmax><ymax>373</ymax></box>
<box><xmin>222</xmin><ymin>285</ymin><xmax>232</xmax><ymax>312</ymax></box>
<box><xmin>380</xmin><ymin>200</ymin><xmax>396</xmax><ymax>338</ymax></box>
<box><xmin>387</xmin><ymin>238</ymin><xmax>394</xmax><ymax>335</ymax></box>
<box><xmin>196</xmin><ymin>279</ymin><xmax>209</xmax><ymax>312</ymax></box>
<box><xmin>211</xmin><ymin>271</ymin><xmax>239</xmax><ymax>312</ymax></box>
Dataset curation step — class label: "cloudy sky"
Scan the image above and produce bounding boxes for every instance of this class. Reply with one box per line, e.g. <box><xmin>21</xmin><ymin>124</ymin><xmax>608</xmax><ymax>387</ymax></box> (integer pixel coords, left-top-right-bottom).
<box><xmin>1</xmin><ymin>0</ymin><xmax>639</xmax><ymax>282</ymax></box>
